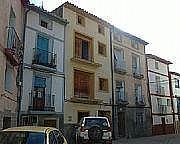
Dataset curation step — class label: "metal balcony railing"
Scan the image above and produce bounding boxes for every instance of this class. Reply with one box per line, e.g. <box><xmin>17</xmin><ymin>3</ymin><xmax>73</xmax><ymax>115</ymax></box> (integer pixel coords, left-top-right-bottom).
<box><xmin>32</xmin><ymin>48</ymin><xmax>57</xmax><ymax>68</ymax></box>
<box><xmin>75</xmin><ymin>54</ymin><xmax>93</xmax><ymax>62</ymax></box>
<box><xmin>29</xmin><ymin>91</ymin><xmax>55</xmax><ymax>111</ymax></box>
<box><xmin>116</xmin><ymin>93</ymin><xmax>129</xmax><ymax>105</ymax></box>
<box><xmin>114</xmin><ymin>60</ymin><xmax>126</xmax><ymax>74</ymax></box>
<box><xmin>132</xmin><ymin>67</ymin><xmax>144</xmax><ymax>79</ymax></box>
<box><xmin>159</xmin><ymin>105</ymin><xmax>167</xmax><ymax>114</ymax></box>
<box><xmin>5</xmin><ymin>27</ymin><xmax>22</xmax><ymax>65</ymax></box>
<box><xmin>135</xmin><ymin>95</ymin><xmax>145</xmax><ymax>105</ymax></box>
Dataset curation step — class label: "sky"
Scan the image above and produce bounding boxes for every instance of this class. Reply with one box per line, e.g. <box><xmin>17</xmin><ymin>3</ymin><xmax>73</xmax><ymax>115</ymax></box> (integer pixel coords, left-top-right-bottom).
<box><xmin>31</xmin><ymin>0</ymin><xmax>180</xmax><ymax>72</ymax></box>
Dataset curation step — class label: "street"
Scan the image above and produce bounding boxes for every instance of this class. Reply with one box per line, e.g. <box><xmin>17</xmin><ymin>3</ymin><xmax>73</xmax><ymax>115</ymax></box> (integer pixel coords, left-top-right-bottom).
<box><xmin>113</xmin><ymin>134</ymin><xmax>180</xmax><ymax>144</ymax></box>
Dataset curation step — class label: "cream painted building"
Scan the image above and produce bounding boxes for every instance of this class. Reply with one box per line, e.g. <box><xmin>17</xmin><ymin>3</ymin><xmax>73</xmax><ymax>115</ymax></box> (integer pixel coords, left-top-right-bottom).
<box><xmin>112</xmin><ymin>27</ymin><xmax>151</xmax><ymax>138</ymax></box>
<box><xmin>0</xmin><ymin>0</ymin><xmax>28</xmax><ymax>130</ymax></box>
<box><xmin>53</xmin><ymin>2</ymin><xmax>112</xmax><ymax>127</ymax></box>
<box><xmin>146</xmin><ymin>54</ymin><xmax>174</xmax><ymax>135</ymax></box>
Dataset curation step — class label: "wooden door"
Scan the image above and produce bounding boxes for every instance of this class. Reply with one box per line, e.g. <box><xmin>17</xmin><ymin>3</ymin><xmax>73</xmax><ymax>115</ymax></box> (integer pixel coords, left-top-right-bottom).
<box><xmin>118</xmin><ymin>112</ymin><xmax>126</xmax><ymax>137</ymax></box>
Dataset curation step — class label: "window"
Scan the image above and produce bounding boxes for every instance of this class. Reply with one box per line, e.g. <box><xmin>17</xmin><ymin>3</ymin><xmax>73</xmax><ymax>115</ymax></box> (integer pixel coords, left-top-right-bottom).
<box><xmin>74</xmin><ymin>70</ymin><xmax>93</xmax><ymax>98</ymax></box>
<box><xmin>5</xmin><ymin>63</ymin><xmax>14</xmax><ymax>92</ymax></box>
<box><xmin>136</xmin><ymin>112</ymin><xmax>144</xmax><ymax>127</ymax></box>
<box><xmin>132</xmin><ymin>55</ymin><xmax>140</xmax><ymax>74</ymax></box>
<box><xmin>75</xmin><ymin>33</ymin><xmax>92</xmax><ymax>61</ymax></box>
<box><xmin>131</xmin><ymin>39</ymin><xmax>138</xmax><ymax>49</ymax></box>
<box><xmin>135</xmin><ymin>84</ymin><xmax>143</xmax><ymax>103</ymax></box>
<box><xmin>175</xmin><ymin>78</ymin><xmax>180</xmax><ymax>88</ymax></box>
<box><xmin>3</xmin><ymin>117</ymin><xmax>11</xmax><ymax>129</ymax></box>
<box><xmin>167</xmin><ymin>99</ymin><xmax>171</xmax><ymax>106</ymax></box>
<box><xmin>155</xmin><ymin>61</ymin><xmax>159</xmax><ymax>69</ymax></box>
<box><xmin>98</xmin><ymin>42</ymin><xmax>106</xmax><ymax>56</ymax></box>
<box><xmin>99</xmin><ymin>78</ymin><xmax>108</xmax><ymax>91</ymax></box>
<box><xmin>113</xmin><ymin>33</ymin><xmax>122</xmax><ymax>42</ymax></box>
<box><xmin>155</xmin><ymin>76</ymin><xmax>161</xmax><ymax>93</ymax></box>
<box><xmin>9</xmin><ymin>7</ymin><xmax>16</xmax><ymax>27</ymax></box>
<box><xmin>116</xmin><ymin>81</ymin><xmax>125</xmax><ymax>102</ymax></box>
<box><xmin>114</xmin><ymin>49</ymin><xmax>125</xmax><ymax>70</ymax></box>
<box><xmin>98</xmin><ymin>24</ymin><xmax>105</xmax><ymax>35</ymax></box>
<box><xmin>40</xmin><ymin>15</ymin><xmax>52</xmax><ymax>30</ymax></box>
<box><xmin>77</xmin><ymin>15</ymin><xmax>85</xmax><ymax>26</ymax></box>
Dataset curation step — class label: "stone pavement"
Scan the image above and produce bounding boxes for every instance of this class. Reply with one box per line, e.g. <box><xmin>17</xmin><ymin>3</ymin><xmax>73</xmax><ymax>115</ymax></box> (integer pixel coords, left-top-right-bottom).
<box><xmin>113</xmin><ymin>134</ymin><xmax>180</xmax><ymax>144</ymax></box>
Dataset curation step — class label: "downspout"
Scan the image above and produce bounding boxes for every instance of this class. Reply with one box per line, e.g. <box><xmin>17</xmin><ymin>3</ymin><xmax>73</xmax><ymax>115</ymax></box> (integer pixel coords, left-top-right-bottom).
<box><xmin>110</xmin><ymin>28</ymin><xmax>115</xmax><ymax>140</ymax></box>
<box><xmin>168</xmin><ymin>67</ymin><xmax>175</xmax><ymax>133</ymax></box>
<box><xmin>17</xmin><ymin>5</ymin><xmax>30</xmax><ymax>126</ymax></box>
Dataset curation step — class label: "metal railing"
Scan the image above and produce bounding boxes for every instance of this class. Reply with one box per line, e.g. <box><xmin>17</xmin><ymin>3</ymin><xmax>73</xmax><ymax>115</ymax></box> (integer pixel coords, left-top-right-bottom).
<box><xmin>29</xmin><ymin>91</ymin><xmax>55</xmax><ymax>111</ymax></box>
<box><xmin>75</xmin><ymin>54</ymin><xmax>93</xmax><ymax>62</ymax></box>
<box><xmin>32</xmin><ymin>48</ymin><xmax>57</xmax><ymax>68</ymax></box>
<box><xmin>135</xmin><ymin>95</ymin><xmax>145</xmax><ymax>105</ymax></box>
<box><xmin>6</xmin><ymin>26</ymin><xmax>22</xmax><ymax>58</ymax></box>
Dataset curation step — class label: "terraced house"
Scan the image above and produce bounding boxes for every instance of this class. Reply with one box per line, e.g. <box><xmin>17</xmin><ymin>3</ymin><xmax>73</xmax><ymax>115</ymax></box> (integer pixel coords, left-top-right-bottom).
<box><xmin>53</xmin><ymin>2</ymin><xmax>112</xmax><ymax>130</ymax></box>
<box><xmin>20</xmin><ymin>4</ymin><xmax>68</xmax><ymax>129</ymax></box>
<box><xmin>112</xmin><ymin>27</ymin><xmax>151</xmax><ymax>138</ymax></box>
<box><xmin>146</xmin><ymin>54</ymin><xmax>174</xmax><ymax>135</ymax></box>
<box><xmin>0</xmin><ymin>0</ymin><xmax>28</xmax><ymax>130</ymax></box>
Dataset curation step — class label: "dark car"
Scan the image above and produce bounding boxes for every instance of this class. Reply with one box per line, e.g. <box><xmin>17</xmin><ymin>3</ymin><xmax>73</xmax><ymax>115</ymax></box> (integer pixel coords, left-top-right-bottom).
<box><xmin>76</xmin><ymin>116</ymin><xmax>112</xmax><ymax>144</ymax></box>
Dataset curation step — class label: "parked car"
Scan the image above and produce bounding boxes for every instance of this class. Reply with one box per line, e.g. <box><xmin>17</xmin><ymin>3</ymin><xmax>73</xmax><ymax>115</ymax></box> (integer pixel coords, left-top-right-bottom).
<box><xmin>76</xmin><ymin>116</ymin><xmax>112</xmax><ymax>144</ymax></box>
<box><xmin>0</xmin><ymin>126</ymin><xmax>68</xmax><ymax>144</ymax></box>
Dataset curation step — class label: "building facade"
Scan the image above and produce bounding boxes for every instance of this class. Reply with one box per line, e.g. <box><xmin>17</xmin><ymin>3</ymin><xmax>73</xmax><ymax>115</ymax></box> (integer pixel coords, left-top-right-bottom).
<box><xmin>169</xmin><ymin>72</ymin><xmax>180</xmax><ymax>133</ymax></box>
<box><xmin>20</xmin><ymin>5</ymin><xmax>68</xmax><ymax>129</ymax></box>
<box><xmin>112</xmin><ymin>27</ymin><xmax>151</xmax><ymax>138</ymax></box>
<box><xmin>0</xmin><ymin>0</ymin><xmax>28</xmax><ymax>130</ymax></box>
<box><xmin>53</xmin><ymin>1</ymin><xmax>112</xmax><ymax>133</ymax></box>
<box><xmin>146</xmin><ymin>54</ymin><xmax>174</xmax><ymax>135</ymax></box>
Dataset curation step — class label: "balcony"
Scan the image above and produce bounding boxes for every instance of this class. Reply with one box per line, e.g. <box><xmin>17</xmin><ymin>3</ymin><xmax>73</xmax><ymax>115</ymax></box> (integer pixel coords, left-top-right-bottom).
<box><xmin>135</xmin><ymin>95</ymin><xmax>145</xmax><ymax>106</ymax></box>
<box><xmin>5</xmin><ymin>27</ymin><xmax>22</xmax><ymax>66</ymax></box>
<box><xmin>156</xmin><ymin>86</ymin><xmax>165</xmax><ymax>95</ymax></box>
<box><xmin>159</xmin><ymin>105</ymin><xmax>167</xmax><ymax>114</ymax></box>
<box><xmin>114</xmin><ymin>61</ymin><xmax>126</xmax><ymax>75</ymax></box>
<box><xmin>32</xmin><ymin>48</ymin><xmax>57</xmax><ymax>68</ymax></box>
<box><xmin>116</xmin><ymin>96</ymin><xmax>129</xmax><ymax>106</ymax></box>
<box><xmin>133</xmin><ymin>68</ymin><xmax>144</xmax><ymax>79</ymax></box>
<box><xmin>28</xmin><ymin>91</ymin><xmax>55</xmax><ymax>111</ymax></box>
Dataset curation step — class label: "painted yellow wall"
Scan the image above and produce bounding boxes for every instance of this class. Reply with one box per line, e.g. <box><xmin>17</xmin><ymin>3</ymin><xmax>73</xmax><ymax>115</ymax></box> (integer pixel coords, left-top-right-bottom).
<box><xmin>63</xmin><ymin>7</ymin><xmax>112</xmax><ymax>123</ymax></box>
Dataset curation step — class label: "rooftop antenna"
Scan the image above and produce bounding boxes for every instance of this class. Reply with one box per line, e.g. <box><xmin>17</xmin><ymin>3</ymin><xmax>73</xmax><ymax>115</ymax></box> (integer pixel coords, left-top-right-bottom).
<box><xmin>41</xmin><ymin>1</ymin><xmax>44</xmax><ymax>10</ymax></box>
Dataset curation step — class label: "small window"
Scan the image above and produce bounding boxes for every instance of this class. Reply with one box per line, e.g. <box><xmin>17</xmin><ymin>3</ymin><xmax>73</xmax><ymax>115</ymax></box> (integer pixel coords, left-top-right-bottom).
<box><xmin>131</xmin><ymin>39</ymin><xmax>138</xmax><ymax>49</ymax></box>
<box><xmin>113</xmin><ymin>33</ymin><xmax>122</xmax><ymax>43</ymax></box>
<box><xmin>175</xmin><ymin>78</ymin><xmax>180</xmax><ymax>88</ymax></box>
<box><xmin>98</xmin><ymin>24</ymin><xmax>105</xmax><ymax>35</ymax></box>
<box><xmin>99</xmin><ymin>78</ymin><xmax>108</xmax><ymax>91</ymax></box>
<box><xmin>155</xmin><ymin>61</ymin><xmax>159</xmax><ymax>69</ymax></box>
<box><xmin>98</xmin><ymin>42</ymin><xmax>106</xmax><ymax>56</ymax></box>
<box><xmin>77</xmin><ymin>15</ymin><xmax>85</xmax><ymax>26</ymax></box>
<box><xmin>40</xmin><ymin>15</ymin><xmax>52</xmax><ymax>30</ymax></box>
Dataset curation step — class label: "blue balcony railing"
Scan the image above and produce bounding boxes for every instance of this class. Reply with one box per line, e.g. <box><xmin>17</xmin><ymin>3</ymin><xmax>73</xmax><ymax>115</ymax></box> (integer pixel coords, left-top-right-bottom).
<box><xmin>32</xmin><ymin>48</ymin><xmax>57</xmax><ymax>68</ymax></box>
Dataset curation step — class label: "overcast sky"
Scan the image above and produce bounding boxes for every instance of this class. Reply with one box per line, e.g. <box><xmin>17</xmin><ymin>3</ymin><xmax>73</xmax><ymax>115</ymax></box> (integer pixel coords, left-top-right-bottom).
<box><xmin>31</xmin><ymin>0</ymin><xmax>180</xmax><ymax>72</ymax></box>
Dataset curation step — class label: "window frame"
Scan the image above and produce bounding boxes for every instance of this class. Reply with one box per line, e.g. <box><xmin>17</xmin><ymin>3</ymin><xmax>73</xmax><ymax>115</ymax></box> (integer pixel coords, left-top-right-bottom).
<box><xmin>98</xmin><ymin>41</ymin><xmax>106</xmax><ymax>56</ymax></box>
<box><xmin>99</xmin><ymin>78</ymin><xmax>108</xmax><ymax>92</ymax></box>
<box><xmin>77</xmin><ymin>14</ymin><xmax>85</xmax><ymax>26</ymax></box>
<box><xmin>39</xmin><ymin>15</ymin><xmax>53</xmax><ymax>30</ymax></box>
<box><xmin>98</xmin><ymin>24</ymin><xmax>105</xmax><ymax>35</ymax></box>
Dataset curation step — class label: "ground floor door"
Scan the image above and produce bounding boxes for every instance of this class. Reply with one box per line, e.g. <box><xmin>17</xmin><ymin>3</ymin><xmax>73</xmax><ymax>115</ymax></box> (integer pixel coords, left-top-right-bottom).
<box><xmin>44</xmin><ymin>119</ymin><xmax>57</xmax><ymax>128</ymax></box>
<box><xmin>118</xmin><ymin>112</ymin><xmax>126</xmax><ymax>137</ymax></box>
<box><xmin>161</xmin><ymin>117</ymin><xmax>166</xmax><ymax>134</ymax></box>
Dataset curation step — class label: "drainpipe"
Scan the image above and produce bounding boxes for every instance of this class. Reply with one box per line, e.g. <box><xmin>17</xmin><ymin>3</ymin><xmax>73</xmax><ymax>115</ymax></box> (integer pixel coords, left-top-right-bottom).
<box><xmin>168</xmin><ymin>67</ymin><xmax>175</xmax><ymax>133</ymax></box>
<box><xmin>110</xmin><ymin>28</ymin><xmax>115</xmax><ymax>140</ymax></box>
<box><xmin>17</xmin><ymin>5</ymin><xmax>30</xmax><ymax>126</ymax></box>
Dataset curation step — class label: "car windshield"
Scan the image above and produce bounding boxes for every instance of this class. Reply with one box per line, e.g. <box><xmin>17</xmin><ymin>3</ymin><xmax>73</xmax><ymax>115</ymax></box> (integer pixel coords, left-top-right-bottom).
<box><xmin>84</xmin><ymin>118</ymin><xmax>109</xmax><ymax>129</ymax></box>
<box><xmin>0</xmin><ymin>131</ymin><xmax>45</xmax><ymax>144</ymax></box>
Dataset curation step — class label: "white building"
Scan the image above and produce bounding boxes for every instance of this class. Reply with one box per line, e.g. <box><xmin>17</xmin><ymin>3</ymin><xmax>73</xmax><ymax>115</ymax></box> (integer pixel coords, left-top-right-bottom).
<box><xmin>170</xmin><ymin>72</ymin><xmax>180</xmax><ymax>133</ymax></box>
<box><xmin>146</xmin><ymin>54</ymin><xmax>174</xmax><ymax>135</ymax></box>
<box><xmin>20</xmin><ymin>5</ymin><xmax>68</xmax><ymax>129</ymax></box>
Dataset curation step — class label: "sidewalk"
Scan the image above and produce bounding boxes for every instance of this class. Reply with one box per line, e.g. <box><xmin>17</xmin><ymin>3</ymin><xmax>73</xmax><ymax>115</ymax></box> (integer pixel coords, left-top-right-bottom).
<box><xmin>113</xmin><ymin>134</ymin><xmax>180</xmax><ymax>144</ymax></box>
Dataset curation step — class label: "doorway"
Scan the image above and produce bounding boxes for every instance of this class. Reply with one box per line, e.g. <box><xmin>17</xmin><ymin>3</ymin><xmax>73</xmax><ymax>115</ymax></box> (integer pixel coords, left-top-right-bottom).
<box><xmin>118</xmin><ymin>112</ymin><xmax>126</xmax><ymax>137</ymax></box>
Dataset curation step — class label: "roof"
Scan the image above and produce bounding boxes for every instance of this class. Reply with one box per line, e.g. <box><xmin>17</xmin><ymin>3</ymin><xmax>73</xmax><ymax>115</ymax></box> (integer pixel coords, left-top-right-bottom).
<box><xmin>113</xmin><ymin>26</ymin><xmax>149</xmax><ymax>45</ymax></box>
<box><xmin>146</xmin><ymin>54</ymin><xmax>173</xmax><ymax>65</ymax></box>
<box><xmin>170</xmin><ymin>71</ymin><xmax>180</xmax><ymax>77</ymax></box>
<box><xmin>53</xmin><ymin>1</ymin><xmax>111</xmax><ymax>27</ymax></box>
<box><xmin>29</xmin><ymin>4</ymin><xmax>68</xmax><ymax>25</ymax></box>
<box><xmin>3</xmin><ymin>126</ymin><xmax>58</xmax><ymax>133</ymax></box>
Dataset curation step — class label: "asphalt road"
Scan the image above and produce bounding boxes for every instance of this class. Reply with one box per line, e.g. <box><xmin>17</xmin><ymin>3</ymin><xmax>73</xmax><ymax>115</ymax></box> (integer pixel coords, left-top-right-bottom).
<box><xmin>113</xmin><ymin>134</ymin><xmax>180</xmax><ymax>144</ymax></box>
